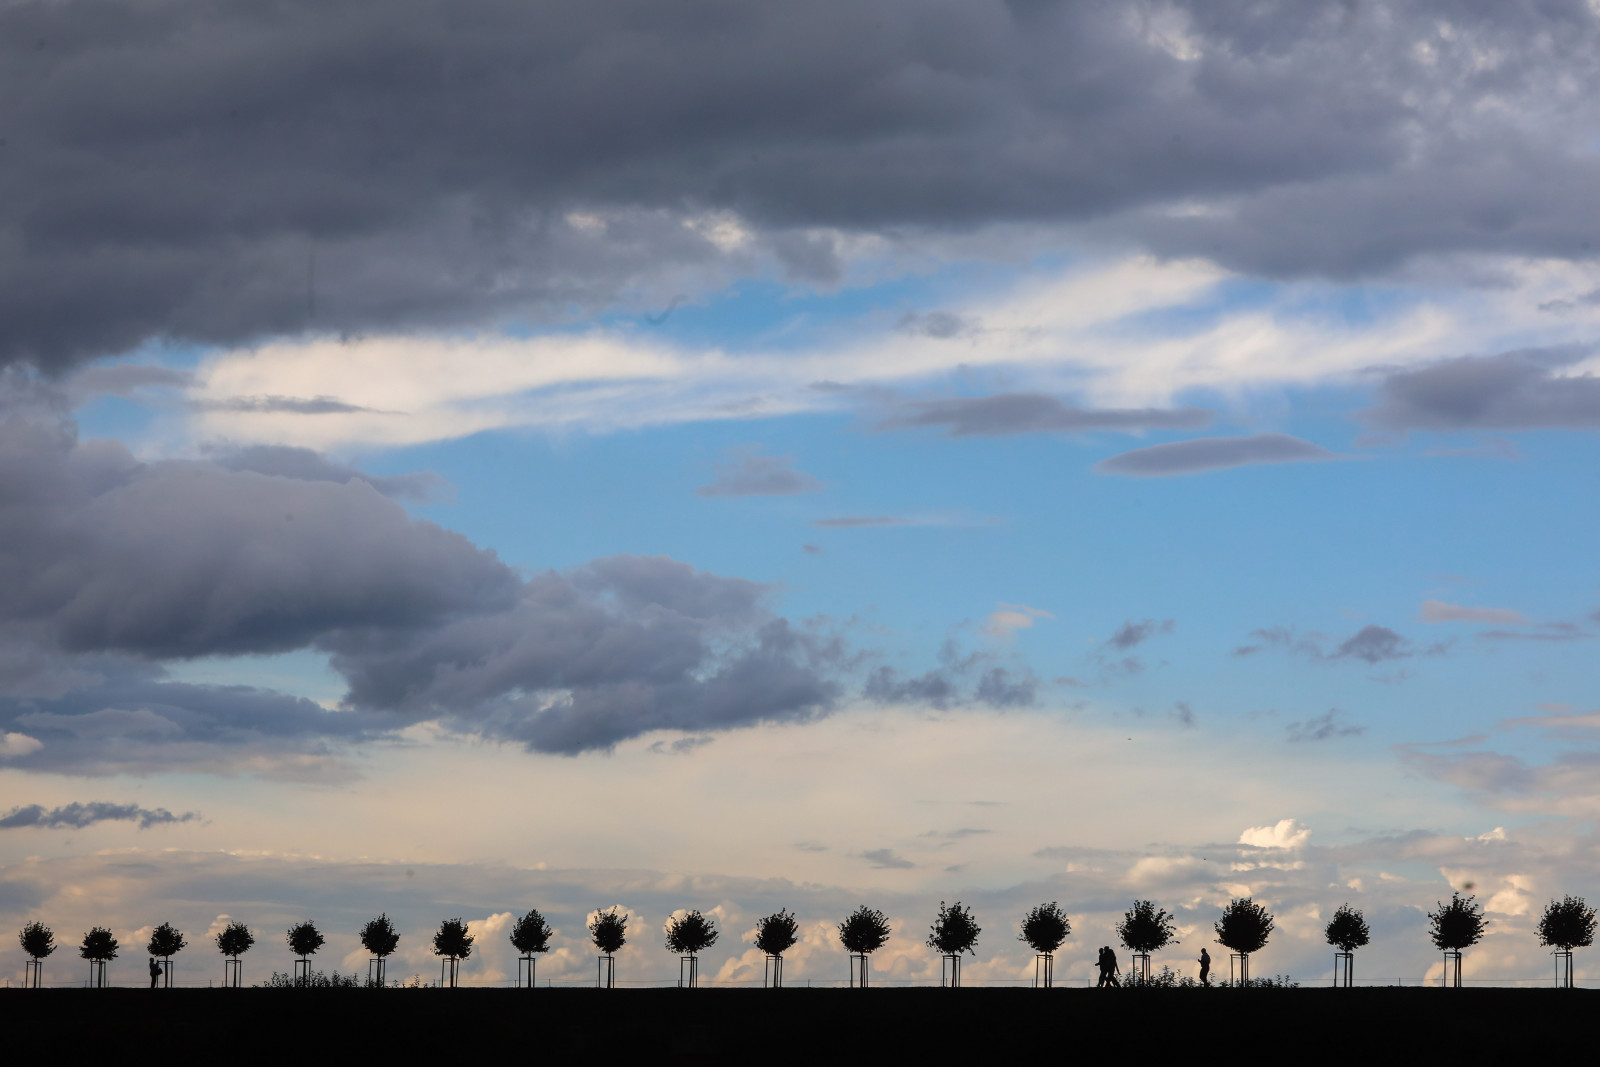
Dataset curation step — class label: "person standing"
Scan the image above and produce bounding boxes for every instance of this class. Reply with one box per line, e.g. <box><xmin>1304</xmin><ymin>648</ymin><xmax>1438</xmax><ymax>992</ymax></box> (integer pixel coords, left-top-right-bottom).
<box><xmin>1198</xmin><ymin>947</ymin><xmax>1211</xmax><ymax>987</ymax></box>
<box><xmin>148</xmin><ymin>957</ymin><xmax>161</xmax><ymax>989</ymax></box>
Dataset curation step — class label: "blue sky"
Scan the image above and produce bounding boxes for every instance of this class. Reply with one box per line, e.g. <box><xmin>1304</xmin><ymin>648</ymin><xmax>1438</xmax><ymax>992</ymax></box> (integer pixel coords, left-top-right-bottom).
<box><xmin>6</xmin><ymin>0</ymin><xmax>1600</xmax><ymax>988</ymax></box>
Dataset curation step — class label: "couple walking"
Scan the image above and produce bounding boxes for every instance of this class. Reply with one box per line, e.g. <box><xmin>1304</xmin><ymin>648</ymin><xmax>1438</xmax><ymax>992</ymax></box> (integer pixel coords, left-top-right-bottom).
<box><xmin>1095</xmin><ymin>946</ymin><xmax>1120</xmax><ymax>987</ymax></box>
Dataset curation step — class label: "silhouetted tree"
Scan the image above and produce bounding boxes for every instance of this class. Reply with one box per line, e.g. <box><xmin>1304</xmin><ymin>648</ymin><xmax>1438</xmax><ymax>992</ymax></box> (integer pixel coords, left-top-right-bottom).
<box><xmin>1427</xmin><ymin>893</ymin><xmax>1486</xmax><ymax>952</ymax></box>
<box><xmin>928</xmin><ymin>901</ymin><xmax>980</xmax><ymax>955</ymax></box>
<box><xmin>215</xmin><ymin>921</ymin><xmax>254</xmax><ymax>958</ymax></box>
<box><xmin>755</xmin><ymin>909</ymin><xmax>799</xmax><ymax>957</ymax></box>
<box><xmin>1018</xmin><ymin>903</ymin><xmax>1071</xmax><ymax>956</ymax></box>
<box><xmin>589</xmin><ymin>908</ymin><xmax>629</xmax><ymax>954</ymax></box>
<box><xmin>838</xmin><ymin>905</ymin><xmax>891</xmax><ymax>986</ymax></box>
<box><xmin>511</xmin><ymin>909</ymin><xmax>553</xmax><ymax>956</ymax></box>
<box><xmin>665</xmin><ymin>910</ymin><xmax>719</xmax><ymax>987</ymax></box>
<box><xmin>286</xmin><ymin>920</ymin><xmax>324</xmax><ymax>986</ymax></box>
<box><xmin>1538</xmin><ymin>896</ymin><xmax>1597</xmax><ymax>952</ymax></box>
<box><xmin>1118</xmin><ymin>900</ymin><xmax>1179</xmax><ymax>955</ymax></box>
<box><xmin>1215</xmin><ymin>898</ymin><xmax>1274</xmax><ymax>982</ymax></box>
<box><xmin>80</xmin><ymin>926</ymin><xmax>118</xmax><ymax>986</ymax></box>
<box><xmin>1324</xmin><ymin>904</ymin><xmax>1370</xmax><ymax>954</ymax></box>
<box><xmin>432</xmin><ymin>918</ymin><xmax>474</xmax><ymax>987</ymax></box>
<box><xmin>359</xmin><ymin>913</ymin><xmax>400</xmax><ymax>986</ymax></box>
<box><xmin>148</xmin><ymin>922</ymin><xmax>186</xmax><ymax>960</ymax></box>
<box><xmin>20</xmin><ymin>921</ymin><xmax>56</xmax><ymax>961</ymax></box>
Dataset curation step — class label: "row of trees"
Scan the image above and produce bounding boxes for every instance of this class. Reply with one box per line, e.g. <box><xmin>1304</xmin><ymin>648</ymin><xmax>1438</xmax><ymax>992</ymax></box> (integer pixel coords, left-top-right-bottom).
<box><xmin>18</xmin><ymin>893</ymin><xmax>1597</xmax><ymax>987</ymax></box>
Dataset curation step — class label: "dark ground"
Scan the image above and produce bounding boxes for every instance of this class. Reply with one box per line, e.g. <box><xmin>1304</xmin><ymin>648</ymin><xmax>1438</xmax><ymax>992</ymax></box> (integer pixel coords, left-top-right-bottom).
<box><xmin>0</xmin><ymin>987</ymin><xmax>1590</xmax><ymax>1059</ymax></box>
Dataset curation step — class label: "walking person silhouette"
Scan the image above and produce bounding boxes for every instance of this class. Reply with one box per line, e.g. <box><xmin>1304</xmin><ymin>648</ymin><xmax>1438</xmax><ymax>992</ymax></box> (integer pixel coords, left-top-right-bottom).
<box><xmin>1198</xmin><ymin>947</ymin><xmax>1211</xmax><ymax>987</ymax></box>
<box><xmin>1097</xmin><ymin>946</ymin><xmax>1121</xmax><ymax>987</ymax></box>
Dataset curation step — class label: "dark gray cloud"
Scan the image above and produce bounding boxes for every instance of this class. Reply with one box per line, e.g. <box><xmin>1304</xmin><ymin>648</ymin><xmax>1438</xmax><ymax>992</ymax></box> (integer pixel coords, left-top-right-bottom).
<box><xmin>0</xmin><ymin>410</ymin><xmax>515</xmax><ymax>659</ymax></box>
<box><xmin>1364</xmin><ymin>347</ymin><xmax>1600</xmax><ymax>432</ymax></box>
<box><xmin>861</xmin><ymin>849</ymin><xmax>915</xmax><ymax>870</ymax></box>
<box><xmin>209</xmin><ymin>444</ymin><xmax>447</xmax><ymax>502</ymax></box>
<box><xmin>863</xmin><ymin>638</ymin><xmax>1037</xmax><ymax>711</ymax></box>
<box><xmin>695</xmin><ymin>447</ymin><xmax>822</xmax><ymax>498</ymax></box>
<box><xmin>1096</xmin><ymin>434</ymin><xmax>1340</xmax><ymax>477</ymax></box>
<box><xmin>881</xmin><ymin>394</ymin><xmax>1211</xmax><ymax>438</ymax></box>
<box><xmin>0</xmin><ymin>801</ymin><xmax>198</xmax><ymax>830</ymax></box>
<box><xmin>1236</xmin><ymin>623</ymin><xmax>1447</xmax><ymax>666</ymax></box>
<box><xmin>1106</xmin><ymin>619</ymin><xmax>1175</xmax><ymax>651</ymax></box>
<box><xmin>896</xmin><ymin>311</ymin><xmax>977</xmax><ymax>340</ymax></box>
<box><xmin>5</xmin><ymin>1</ymin><xmax>1600</xmax><ymax>369</ymax></box>
<box><xmin>63</xmin><ymin>364</ymin><xmax>191</xmax><ymax>402</ymax></box>
<box><xmin>1287</xmin><ymin>708</ymin><xmax>1364</xmax><ymax>743</ymax></box>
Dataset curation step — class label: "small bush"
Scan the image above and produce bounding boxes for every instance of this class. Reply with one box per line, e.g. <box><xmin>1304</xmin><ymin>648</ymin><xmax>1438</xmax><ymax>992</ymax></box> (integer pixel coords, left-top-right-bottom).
<box><xmin>589</xmin><ymin>908</ymin><xmax>628</xmax><ymax>954</ymax></box>
<box><xmin>80</xmin><ymin>927</ymin><xmax>119</xmax><ymax>962</ymax></box>
<box><xmin>1118</xmin><ymin>900</ymin><xmax>1179</xmax><ymax>954</ymax></box>
<box><xmin>1215</xmin><ymin>898</ymin><xmax>1274</xmax><ymax>956</ymax></box>
<box><xmin>259</xmin><ymin>969</ymin><xmax>363</xmax><ymax>989</ymax></box>
<box><xmin>19</xmin><ymin>921</ymin><xmax>56</xmax><ymax>960</ymax></box>
<box><xmin>926</xmin><ymin>901</ymin><xmax>980</xmax><ymax>956</ymax></box>
<box><xmin>665</xmin><ymin>910</ymin><xmax>719</xmax><ymax>956</ymax></box>
<box><xmin>215</xmin><ymin>921</ymin><xmax>254</xmax><ymax>957</ymax></box>
<box><xmin>1537</xmin><ymin>896</ymin><xmax>1597</xmax><ymax>951</ymax></box>
<box><xmin>1427</xmin><ymin>893</ymin><xmax>1486</xmax><ymax>952</ymax></box>
<box><xmin>286</xmin><ymin>920</ymin><xmax>325</xmax><ymax>958</ymax></box>
<box><xmin>147</xmin><ymin>922</ymin><xmax>186</xmax><ymax>959</ymax></box>
<box><xmin>1324</xmin><ymin>904</ymin><xmax>1369</xmax><ymax>953</ymax></box>
<box><xmin>1123</xmin><ymin>965</ymin><xmax>1200</xmax><ymax>989</ymax></box>
<box><xmin>755</xmin><ymin>909</ymin><xmax>799</xmax><ymax>957</ymax></box>
<box><xmin>510</xmin><ymin>909</ymin><xmax>553</xmax><ymax>955</ymax></box>
<box><xmin>1018</xmin><ymin>903</ymin><xmax>1070</xmax><ymax>955</ymax></box>
<box><xmin>432</xmin><ymin>918</ymin><xmax>475</xmax><ymax>959</ymax></box>
<box><xmin>360</xmin><ymin>914</ymin><xmax>401</xmax><ymax>958</ymax></box>
<box><xmin>838</xmin><ymin>906</ymin><xmax>891</xmax><ymax>955</ymax></box>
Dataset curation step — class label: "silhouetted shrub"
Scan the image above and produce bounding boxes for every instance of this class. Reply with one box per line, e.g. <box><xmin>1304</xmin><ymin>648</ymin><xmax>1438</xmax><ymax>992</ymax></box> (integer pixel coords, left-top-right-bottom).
<box><xmin>590</xmin><ymin>908</ymin><xmax>628</xmax><ymax>954</ymax></box>
<box><xmin>1538</xmin><ymin>896</ymin><xmax>1597</xmax><ymax>951</ymax></box>
<box><xmin>432</xmin><ymin>918</ymin><xmax>475</xmax><ymax>959</ymax></box>
<box><xmin>1324</xmin><ymin>904</ymin><xmax>1370</xmax><ymax>953</ymax></box>
<box><xmin>19</xmin><ymin>921</ymin><xmax>56</xmax><ymax>960</ymax></box>
<box><xmin>1228</xmin><ymin>974</ymin><xmax>1299</xmax><ymax>989</ymax></box>
<box><xmin>1215</xmin><ymin>898</ymin><xmax>1274</xmax><ymax>956</ymax></box>
<box><xmin>1124</xmin><ymin>965</ymin><xmax>1200</xmax><ymax>989</ymax></box>
<box><xmin>1118</xmin><ymin>900</ymin><xmax>1179</xmax><ymax>954</ymax></box>
<box><xmin>1427</xmin><ymin>893</ymin><xmax>1486</xmax><ymax>952</ymax></box>
<box><xmin>838</xmin><ymin>906</ymin><xmax>891</xmax><ymax>955</ymax></box>
<box><xmin>360</xmin><ymin>914</ymin><xmax>401</xmax><ymax>957</ymax></box>
<box><xmin>510</xmin><ymin>909</ymin><xmax>553</xmax><ymax>955</ymax></box>
<box><xmin>147</xmin><ymin>922</ymin><xmax>186</xmax><ymax>959</ymax></box>
<box><xmin>80</xmin><ymin>927</ymin><xmax>119</xmax><ymax>961</ymax></box>
<box><xmin>215</xmin><ymin>921</ymin><xmax>254</xmax><ymax>957</ymax></box>
<box><xmin>665</xmin><ymin>910</ymin><xmax>719</xmax><ymax>956</ymax></box>
<box><xmin>286</xmin><ymin>920</ymin><xmax>325</xmax><ymax>958</ymax></box>
<box><xmin>1018</xmin><ymin>903</ymin><xmax>1070</xmax><ymax>955</ymax></box>
<box><xmin>755</xmin><ymin>909</ymin><xmax>799</xmax><ymax>957</ymax></box>
<box><xmin>260</xmin><ymin>969</ymin><xmax>362</xmax><ymax>988</ymax></box>
<box><xmin>926</xmin><ymin>901</ymin><xmax>980</xmax><ymax>956</ymax></box>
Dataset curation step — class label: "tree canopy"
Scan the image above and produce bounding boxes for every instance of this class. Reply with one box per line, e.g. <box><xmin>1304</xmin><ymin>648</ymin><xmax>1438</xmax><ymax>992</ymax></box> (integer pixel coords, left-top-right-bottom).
<box><xmin>214</xmin><ymin>921</ymin><xmax>254</xmax><ymax>957</ymax></box>
<box><xmin>664</xmin><ymin>910</ymin><xmax>719</xmax><ymax>956</ymax></box>
<box><xmin>1427</xmin><ymin>893</ymin><xmax>1487</xmax><ymax>952</ymax></box>
<box><xmin>432</xmin><ymin>918</ymin><xmax>475</xmax><ymax>960</ymax></box>
<box><xmin>80</xmin><ymin>926</ymin><xmax>119</xmax><ymax>962</ymax></box>
<box><xmin>1537</xmin><ymin>896</ymin><xmax>1597</xmax><ymax>952</ymax></box>
<box><xmin>926</xmin><ymin>901</ymin><xmax>980</xmax><ymax>956</ymax></box>
<box><xmin>838</xmin><ymin>906</ymin><xmax>892</xmax><ymax>955</ymax></box>
<box><xmin>589</xmin><ymin>908</ymin><xmax>628</xmax><ymax>955</ymax></box>
<box><xmin>360</xmin><ymin>913</ymin><xmax>401</xmax><ymax>958</ymax></box>
<box><xmin>286</xmin><ymin>920</ymin><xmax>325</xmax><ymax>958</ymax></box>
<box><xmin>510</xmin><ymin>909</ymin><xmax>553</xmax><ymax>955</ymax></box>
<box><xmin>1324</xmin><ymin>904</ymin><xmax>1370</xmax><ymax>953</ymax></box>
<box><xmin>19</xmin><ymin>921</ymin><xmax>56</xmax><ymax>960</ymax></box>
<box><xmin>754</xmin><ymin>909</ymin><xmax>799</xmax><ymax>957</ymax></box>
<box><xmin>147</xmin><ymin>922</ymin><xmax>186</xmax><ymax>959</ymax></box>
<box><xmin>1019</xmin><ymin>902</ymin><xmax>1071</xmax><ymax>955</ymax></box>
<box><xmin>1215</xmin><ymin>898</ymin><xmax>1274</xmax><ymax>956</ymax></box>
<box><xmin>1118</xmin><ymin>899</ymin><xmax>1179</xmax><ymax>954</ymax></box>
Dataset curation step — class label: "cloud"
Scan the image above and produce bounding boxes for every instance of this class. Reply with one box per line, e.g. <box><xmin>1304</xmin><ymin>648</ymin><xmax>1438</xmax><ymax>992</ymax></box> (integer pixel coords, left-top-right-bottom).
<box><xmin>1236</xmin><ymin>624</ymin><xmax>1446</xmax><ymax>666</ymax></box>
<box><xmin>811</xmin><ymin>515</ymin><xmax>950</xmax><ymax>528</ymax></box>
<box><xmin>1095</xmin><ymin>434</ymin><xmax>1340</xmax><ymax>477</ymax></box>
<box><xmin>860</xmin><ymin>849</ymin><xmax>915</xmax><ymax>870</ymax></box>
<box><xmin>695</xmin><ymin>447</ymin><xmax>823</xmax><ymax>498</ymax></box>
<box><xmin>9</xmin><ymin>2</ymin><xmax>1600</xmax><ymax>370</ymax></box>
<box><xmin>191</xmin><ymin>395</ymin><xmax>379</xmax><ymax>415</ymax></box>
<box><xmin>1287</xmin><ymin>709</ymin><xmax>1364</xmax><ymax>743</ymax></box>
<box><xmin>983</xmin><ymin>603</ymin><xmax>1052</xmax><ymax>637</ymax></box>
<box><xmin>880</xmin><ymin>393</ymin><xmax>1210</xmax><ymax>438</ymax></box>
<box><xmin>1238</xmin><ymin>819</ymin><xmax>1311</xmax><ymax>850</ymax></box>
<box><xmin>1419</xmin><ymin>600</ymin><xmax>1527</xmax><ymax>625</ymax></box>
<box><xmin>1106</xmin><ymin>619</ymin><xmax>1175</xmax><ymax>651</ymax></box>
<box><xmin>208</xmin><ymin>444</ymin><xmax>448</xmax><ymax>502</ymax></box>
<box><xmin>1364</xmin><ymin>348</ymin><xmax>1600</xmax><ymax>432</ymax></box>
<box><xmin>863</xmin><ymin>638</ymin><xmax>1037</xmax><ymax>711</ymax></box>
<box><xmin>0</xmin><ymin>801</ymin><xmax>198</xmax><ymax>830</ymax></box>
<box><xmin>1334</xmin><ymin>625</ymin><xmax>1415</xmax><ymax>665</ymax></box>
<box><xmin>0</xmin><ymin>732</ymin><xmax>42</xmax><ymax>758</ymax></box>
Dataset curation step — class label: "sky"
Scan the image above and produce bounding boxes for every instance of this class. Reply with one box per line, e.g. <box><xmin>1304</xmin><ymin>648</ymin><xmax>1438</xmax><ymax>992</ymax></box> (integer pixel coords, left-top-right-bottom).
<box><xmin>4</xmin><ymin>0</ymin><xmax>1600</xmax><ymax>988</ymax></box>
